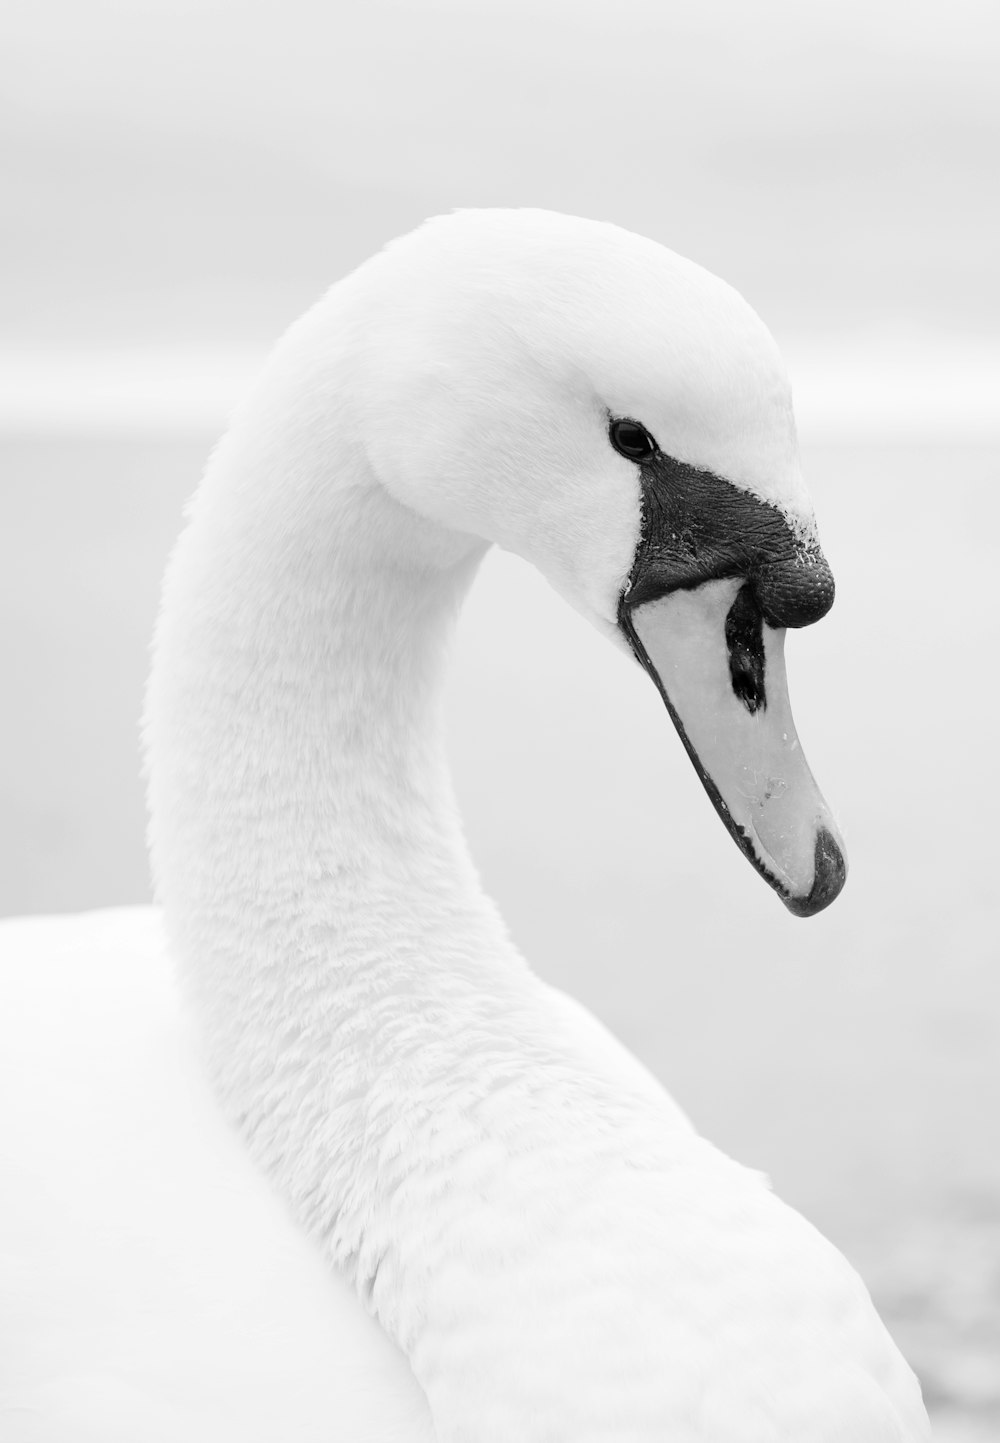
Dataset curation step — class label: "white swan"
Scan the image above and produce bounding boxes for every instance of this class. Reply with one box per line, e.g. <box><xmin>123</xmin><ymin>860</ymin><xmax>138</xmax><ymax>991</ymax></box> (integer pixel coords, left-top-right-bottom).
<box><xmin>0</xmin><ymin>210</ymin><xmax>930</xmax><ymax>1441</ymax></box>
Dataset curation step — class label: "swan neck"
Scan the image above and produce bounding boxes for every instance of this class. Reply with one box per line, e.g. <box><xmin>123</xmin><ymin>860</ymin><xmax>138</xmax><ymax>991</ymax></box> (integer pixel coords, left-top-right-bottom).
<box><xmin>147</xmin><ymin>392</ymin><xmax>501</xmax><ymax>1004</ymax></box>
<box><xmin>139</xmin><ymin>319</ymin><xmax>927</xmax><ymax>1443</ymax></box>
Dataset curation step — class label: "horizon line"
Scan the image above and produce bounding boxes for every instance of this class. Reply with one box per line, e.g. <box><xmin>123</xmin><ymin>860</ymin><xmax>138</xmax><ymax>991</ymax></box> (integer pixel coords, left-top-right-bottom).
<box><xmin>1</xmin><ymin>344</ymin><xmax>998</xmax><ymax>442</ymax></box>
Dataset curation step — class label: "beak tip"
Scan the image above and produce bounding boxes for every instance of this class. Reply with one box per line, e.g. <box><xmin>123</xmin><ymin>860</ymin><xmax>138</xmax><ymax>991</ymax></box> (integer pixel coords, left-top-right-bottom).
<box><xmin>783</xmin><ymin>826</ymin><xmax>848</xmax><ymax>918</ymax></box>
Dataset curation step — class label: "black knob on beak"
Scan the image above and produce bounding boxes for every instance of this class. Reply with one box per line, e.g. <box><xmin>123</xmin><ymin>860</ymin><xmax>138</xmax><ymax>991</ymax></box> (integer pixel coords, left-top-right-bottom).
<box><xmin>756</xmin><ymin>550</ymin><xmax>835</xmax><ymax>629</ymax></box>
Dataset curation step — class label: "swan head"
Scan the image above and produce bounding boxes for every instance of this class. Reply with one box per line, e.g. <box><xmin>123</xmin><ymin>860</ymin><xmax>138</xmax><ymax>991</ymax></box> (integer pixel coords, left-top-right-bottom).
<box><xmin>334</xmin><ymin>209</ymin><xmax>845</xmax><ymax>915</ymax></box>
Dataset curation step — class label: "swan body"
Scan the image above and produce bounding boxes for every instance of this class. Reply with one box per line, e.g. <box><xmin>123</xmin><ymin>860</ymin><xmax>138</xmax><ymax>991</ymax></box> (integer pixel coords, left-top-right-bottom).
<box><xmin>0</xmin><ymin>909</ymin><xmax>433</xmax><ymax>1442</ymax></box>
<box><xmin>0</xmin><ymin>210</ymin><xmax>930</xmax><ymax>1440</ymax></box>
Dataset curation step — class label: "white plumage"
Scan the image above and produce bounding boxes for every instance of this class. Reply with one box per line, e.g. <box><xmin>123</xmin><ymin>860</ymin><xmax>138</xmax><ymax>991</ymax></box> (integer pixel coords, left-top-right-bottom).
<box><xmin>0</xmin><ymin>211</ymin><xmax>930</xmax><ymax>1440</ymax></box>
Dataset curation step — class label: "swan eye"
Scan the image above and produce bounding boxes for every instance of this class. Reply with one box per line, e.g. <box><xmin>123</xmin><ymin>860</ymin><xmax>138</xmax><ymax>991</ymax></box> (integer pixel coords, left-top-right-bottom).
<box><xmin>609</xmin><ymin>418</ymin><xmax>657</xmax><ymax>462</ymax></box>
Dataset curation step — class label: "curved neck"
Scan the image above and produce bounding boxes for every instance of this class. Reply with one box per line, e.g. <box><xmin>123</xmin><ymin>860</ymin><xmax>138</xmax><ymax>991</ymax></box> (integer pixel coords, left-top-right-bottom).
<box><xmin>147</xmin><ymin>375</ymin><xmax>521</xmax><ymax>1070</ymax></box>
<box><xmin>145</xmin><ymin>361</ymin><xmax>703</xmax><ymax>1438</ymax></box>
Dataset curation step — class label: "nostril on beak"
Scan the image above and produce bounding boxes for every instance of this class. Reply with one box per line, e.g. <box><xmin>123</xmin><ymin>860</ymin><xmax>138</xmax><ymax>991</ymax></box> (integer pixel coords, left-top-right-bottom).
<box><xmin>725</xmin><ymin>584</ymin><xmax>767</xmax><ymax>713</ymax></box>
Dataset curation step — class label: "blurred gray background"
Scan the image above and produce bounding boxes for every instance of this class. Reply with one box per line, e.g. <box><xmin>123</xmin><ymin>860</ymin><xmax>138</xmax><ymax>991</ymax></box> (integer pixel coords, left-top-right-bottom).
<box><xmin>2</xmin><ymin>1</ymin><xmax>998</xmax><ymax>1435</ymax></box>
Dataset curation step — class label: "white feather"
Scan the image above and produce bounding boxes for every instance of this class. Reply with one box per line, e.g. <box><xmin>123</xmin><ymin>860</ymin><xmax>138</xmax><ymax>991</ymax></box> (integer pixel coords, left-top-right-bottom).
<box><xmin>0</xmin><ymin>211</ymin><xmax>929</xmax><ymax>1441</ymax></box>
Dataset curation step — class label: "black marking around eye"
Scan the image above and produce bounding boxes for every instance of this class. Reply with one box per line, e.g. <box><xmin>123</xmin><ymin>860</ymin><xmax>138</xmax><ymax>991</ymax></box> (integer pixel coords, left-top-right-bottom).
<box><xmin>620</xmin><ymin>451</ymin><xmax>835</xmax><ymax>628</ymax></box>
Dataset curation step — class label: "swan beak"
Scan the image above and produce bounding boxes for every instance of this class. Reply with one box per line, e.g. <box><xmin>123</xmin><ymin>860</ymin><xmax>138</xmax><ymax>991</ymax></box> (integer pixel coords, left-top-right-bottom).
<box><xmin>621</xmin><ymin>578</ymin><xmax>847</xmax><ymax>917</ymax></box>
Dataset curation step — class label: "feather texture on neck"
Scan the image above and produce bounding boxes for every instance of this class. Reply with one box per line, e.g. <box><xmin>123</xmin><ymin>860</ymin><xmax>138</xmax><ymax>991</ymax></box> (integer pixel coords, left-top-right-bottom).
<box><xmin>144</xmin><ymin>221</ymin><xmax>927</xmax><ymax>1442</ymax></box>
